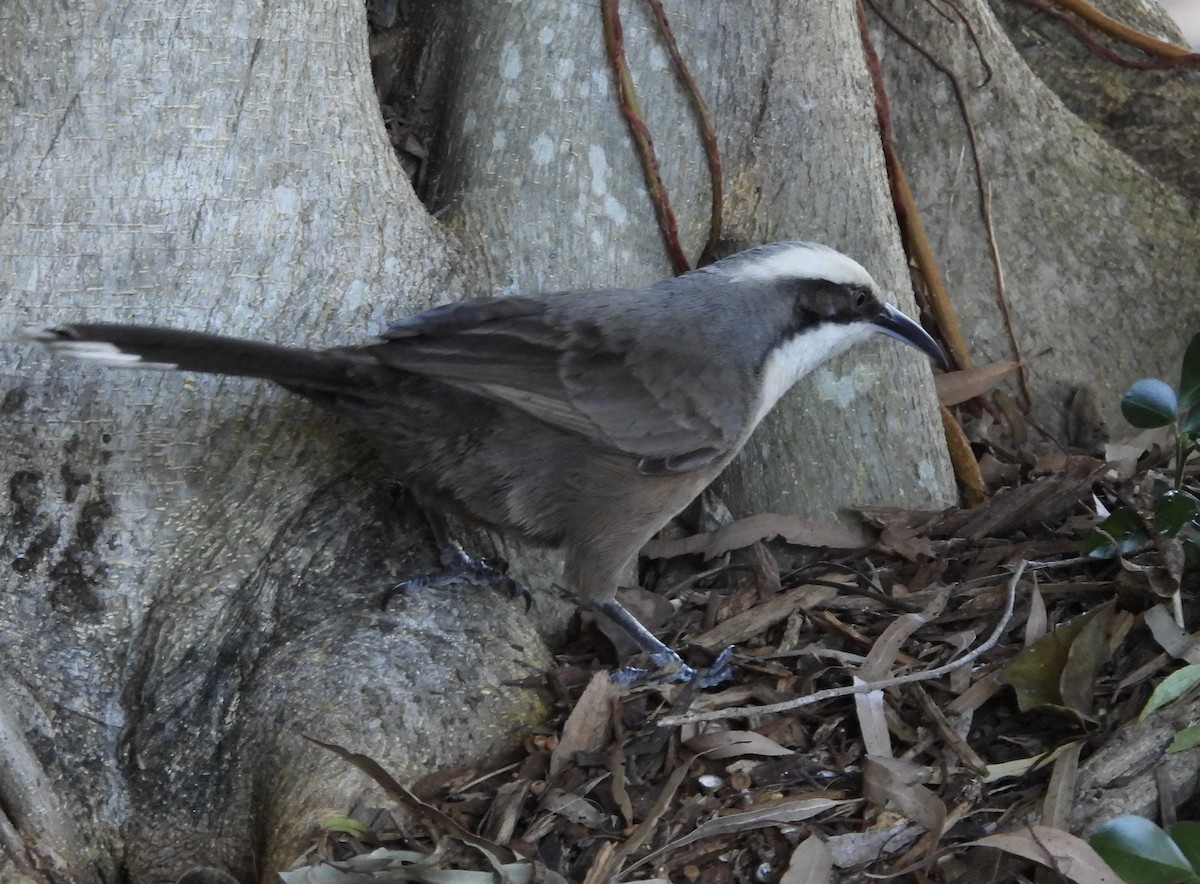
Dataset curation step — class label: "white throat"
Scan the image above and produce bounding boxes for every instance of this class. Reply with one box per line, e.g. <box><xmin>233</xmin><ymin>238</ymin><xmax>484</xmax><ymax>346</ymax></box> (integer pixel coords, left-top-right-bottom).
<box><xmin>752</xmin><ymin>323</ymin><xmax>876</xmax><ymax>425</ymax></box>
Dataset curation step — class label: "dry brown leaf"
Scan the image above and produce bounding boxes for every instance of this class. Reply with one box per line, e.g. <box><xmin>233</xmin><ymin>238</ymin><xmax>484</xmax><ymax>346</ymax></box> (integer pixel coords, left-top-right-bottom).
<box><xmin>303</xmin><ymin>737</ymin><xmax>516</xmax><ymax>865</ymax></box>
<box><xmin>1117</xmin><ymin>536</ymin><xmax>1186</xmax><ymax>597</ymax></box>
<box><xmin>1061</xmin><ymin>603</ymin><xmax>1130</xmax><ymax>717</ymax></box>
<box><xmin>1144</xmin><ymin>604</ymin><xmax>1200</xmax><ymax>661</ymax></box>
<box><xmin>1025</xmin><ymin>584</ymin><xmax>1047</xmax><ymax>646</ymax></box>
<box><xmin>941</xmin><ymin>402</ymin><xmax>987</xmax><ymax>506</ymax></box>
<box><xmin>910</xmin><ymin>685</ymin><xmax>989</xmax><ymax>776</ymax></box>
<box><xmin>1041</xmin><ymin>741</ymin><xmax>1083</xmax><ymax>831</ymax></box>
<box><xmin>549</xmin><ymin>672</ymin><xmax>618</xmax><ymax>780</ymax></box>
<box><xmin>623</xmin><ymin>797</ymin><xmax>849</xmax><ymax>875</ymax></box>
<box><xmin>934</xmin><ymin>361</ymin><xmax>1022</xmax><ymax>406</ymax></box>
<box><xmin>1105</xmin><ymin>427</ymin><xmax>1171</xmax><ymax>477</ymax></box>
<box><xmin>581</xmin><ymin>843</ymin><xmax>618</xmax><ymax>884</ymax></box>
<box><xmin>826</xmin><ymin>822</ymin><xmax>919</xmax><ymax>868</ymax></box>
<box><xmin>958</xmin><ymin>458</ymin><xmax>1107</xmax><ymax>539</ymax></box>
<box><xmin>479</xmin><ymin>779</ymin><xmax>531</xmax><ymax>846</ymax></box>
<box><xmin>539</xmin><ymin>783</ymin><xmax>608</xmax><ymax>828</ymax></box>
<box><xmin>878</xmin><ymin>522</ymin><xmax>937</xmax><ymax>561</ymax></box>
<box><xmin>966</xmin><ymin>827</ymin><xmax>1122</xmax><ymax>883</ymax></box>
<box><xmin>858</xmin><ymin>604</ymin><xmax>943</xmax><ymax>682</ymax></box>
<box><xmin>998</xmin><ymin>599</ymin><xmax>1121</xmax><ymax>719</ymax></box>
<box><xmin>606</xmin><ymin>738</ymin><xmax>633</xmax><ymax>830</ymax></box>
<box><xmin>854</xmin><ymin>683</ymin><xmax>891</xmax><ymax>758</ymax></box>
<box><xmin>642</xmin><ymin>512</ymin><xmax>862</xmax><ymax>560</ymax></box>
<box><xmin>1105</xmin><ymin>441</ymin><xmax>1149</xmax><ymax>478</ymax></box>
<box><xmin>994</xmin><ymin>390</ymin><xmax>1029</xmax><ymax>444</ymax></box>
<box><xmin>983</xmin><ymin>741</ymin><xmax>1083</xmax><ymax>784</ymax></box>
<box><xmin>597</xmin><ymin>587</ymin><xmax>675</xmax><ymax>658</ymax></box>
<box><xmin>589</xmin><ymin>755</ymin><xmax>694</xmax><ymax>881</ymax></box>
<box><xmin>684</xmin><ymin>729</ymin><xmax>794</xmax><ymax>759</ymax></box>
<box><xmin>691</xmin><ymin>583</ymin><xmax>840</xmax><ymax>651</ymax></box>
<box><xmin>779</xmin><ymin>835</ymin><xmax>834</xmax><ymax>884</ymax></box>
<box><xmin>1066</xmin><ymin>382</ymin><xmax>1111</xmax><ymax>454</ymax></box>
<box><xmin>862</xmin><ymin>756</ymin><xmax>946</xmax><ymax>835</ymax></box>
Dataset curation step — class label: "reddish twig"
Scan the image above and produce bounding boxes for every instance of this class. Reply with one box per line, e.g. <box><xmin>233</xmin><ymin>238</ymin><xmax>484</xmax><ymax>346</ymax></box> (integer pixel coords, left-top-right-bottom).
<box><xmin>601</xmin><ymin>0</ymin><xmax>690</xmax><ymax>273</ymax></box>
<box><xmin>1048</xmin><ymin>0</ymin><xmax>1200</xmax><ymax>61</ymax></box>
<box><xmin>856</xmin><ymin>0</ymin><xmax>972</xmax><ymax>374</ymax></box>
<box><xmin>645</xmin><ymin>0</ymin><xmax>723</xmax><ymax>267</ymax></box>
<box><xmin>864</xmin><ymin>0</ymin><xmax>1032</xmax><ymax>409</ymax></box>
<box><xmin>1009</xmin><ymin>0</ymin><xmax>1200</xmax><ymax>69</ymax></box>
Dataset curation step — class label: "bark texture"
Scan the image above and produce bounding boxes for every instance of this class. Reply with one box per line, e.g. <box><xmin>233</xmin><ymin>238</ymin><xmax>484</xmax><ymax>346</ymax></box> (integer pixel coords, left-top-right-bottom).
<box><xmin>23</xmin><ymin>0</ymin><xmax>1200</xmax><ymax>877</ymax></box>
<box><xmin>432</xmin><ymin>0</ymin><xmax>954</xmax><ymax>532</ymax></box>
<box><xmin>1</xmin><ymin>2</ymin><xmax>557</xmax><ymax>880</ymax></box>
<box><xmin>875</xmin><ymin>0</ymin><xmax>1200</xmax><ymax>441</ymax></box>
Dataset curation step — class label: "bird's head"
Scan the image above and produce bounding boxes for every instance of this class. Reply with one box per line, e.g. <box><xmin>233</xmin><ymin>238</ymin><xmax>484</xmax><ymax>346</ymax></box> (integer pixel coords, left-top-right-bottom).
<box><xmin>715</xmin><ymin>241</ymin><xmax>946</xmax><ymax>421</ymax></box>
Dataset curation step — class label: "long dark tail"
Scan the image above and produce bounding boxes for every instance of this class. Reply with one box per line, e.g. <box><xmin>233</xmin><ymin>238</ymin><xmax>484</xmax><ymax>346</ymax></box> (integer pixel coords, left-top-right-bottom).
<box><xmin>26</xmin><ymin>323</ymin><xmax>373</xmax><ymax>394</ymax></box>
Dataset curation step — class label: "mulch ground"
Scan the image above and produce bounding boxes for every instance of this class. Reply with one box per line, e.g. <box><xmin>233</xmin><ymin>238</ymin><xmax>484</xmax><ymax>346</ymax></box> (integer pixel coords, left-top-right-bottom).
<box><xmin>286</xmin><ymin>440</ymin><xmax>1200</xmax><ymax>883</ymax></box>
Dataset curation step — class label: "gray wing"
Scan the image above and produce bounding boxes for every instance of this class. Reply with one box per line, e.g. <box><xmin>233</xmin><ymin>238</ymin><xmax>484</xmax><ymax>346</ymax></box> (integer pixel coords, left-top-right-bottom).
<box><xmin>371</xmin><ymin>296</ymin><xmax>750</xmax><ymax>472</ymax></box>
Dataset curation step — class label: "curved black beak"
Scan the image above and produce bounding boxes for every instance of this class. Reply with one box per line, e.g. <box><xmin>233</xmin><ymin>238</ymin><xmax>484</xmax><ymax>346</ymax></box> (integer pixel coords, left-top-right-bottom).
<box><xmin>872</xmin><ymin>303</ymin><xmax>947</xmax><ymax>369</ymax></box>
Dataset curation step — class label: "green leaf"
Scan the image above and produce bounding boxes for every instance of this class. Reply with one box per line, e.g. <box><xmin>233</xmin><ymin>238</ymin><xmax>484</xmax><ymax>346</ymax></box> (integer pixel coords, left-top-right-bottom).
<box><xmin>1169</xmin><ymin>821</ymin><xmax>1200</xmax><ymax>870</ymax></box>
<box><xmin>1086</xmin><ymin>508</ymin><xmax>1152</xmax><ymax>559</ymax></box>
<box><xmin>1123</xmin><ymin>379</ymin><xmax>1179</xmax><ymax>429</ymax></box>
<box><xmin>1179</xmin><ymin>332</ymin><xmax>1200</xmax><ymax>411</ymax></box>
<box><xmin>1183</xmin><ymin>402</ymin><xmax>1200</xmax><ymax>436</ymax></box>
<box><xmin>997</xmin><ymin>600</ymin><xmax>1117</xmax><ymax>718</ymax></box>
<box><xmin>1186</xmin><ymin>539</ymin><xmax>1200</xmax><ymax>573</ymax></box>
<box><xmin>322</xmin><ymin>816</ymin><xmax>369</xmax><ymax>838</ymax></box>
<box><xmin>1167</xmin><ymin>726</ymin><xmax>1200</xmax><ymax>755</ymax></box>
<box><xmin>1155</xmin><ymin>491</ymin><xmax>1200</xmax><ymax>537</ymax></box>
<box><xmin>1090</xmin><ymin>815</ymin><xmax>1195</xmax><ymax>884</ymax></box>
<box><xmin>1140</xmin><ymin>665</ymin><xmax>1200</xmax><ymax>722</ymax></box>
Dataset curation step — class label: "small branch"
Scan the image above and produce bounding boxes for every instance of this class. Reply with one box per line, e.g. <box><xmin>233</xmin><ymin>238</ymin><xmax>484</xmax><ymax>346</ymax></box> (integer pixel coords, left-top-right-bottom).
<box><xmin>601</xmin><ymin>0</ymin><xmax>690</xmax><ymax>273</ymax></box>
<box><xmin>1010</xmin><ymin>0</ymin><xmax>1200</xmax><ymax>69</ymax></box>
<box><xmin>865</xmin><ymin>0</ymin><xmax>1032</xmax><ymax>408</ymax></box>
<box><xmin>1049</xmin><ymin>0</ymin><xmax>1200</xmax><ymax>61</ymax></box>
<box><xmin>645</xmin><ymin>0</ymin><xmax>723</xmax><ymax>267</ymax></box>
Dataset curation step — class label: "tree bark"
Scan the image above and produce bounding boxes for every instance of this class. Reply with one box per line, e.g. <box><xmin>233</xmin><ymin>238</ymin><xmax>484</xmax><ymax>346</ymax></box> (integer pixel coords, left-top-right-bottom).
<box><xmin>1</xmin><ymin>2</ymin><xmax>557</xmax><ymax>880</ymax></box>
<box><xmin>874</xmin><ymin>0</ymin><xmax>1200</xmax><ymax>441</ymax></box>
<box><xmin>434</xmin><ymin>0</ymin><xmax>954</xmax><ymax>530</ymax></box>
<box><xmin>16</xmin><ymin>0</ymin><xmax>1150</xmax><ymax>879</ymax></box>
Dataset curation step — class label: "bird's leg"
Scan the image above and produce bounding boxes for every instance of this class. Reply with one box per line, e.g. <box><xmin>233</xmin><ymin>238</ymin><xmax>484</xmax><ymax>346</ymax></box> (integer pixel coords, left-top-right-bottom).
<box><xmin>384</xmin><ymin>504</ymin><xmax>532</xmax><ymax>609</ymax></box>
<box><xmin>593</xmin><ymin>597</ymin><xmax>734</xmax><ymax>688</ymax></box>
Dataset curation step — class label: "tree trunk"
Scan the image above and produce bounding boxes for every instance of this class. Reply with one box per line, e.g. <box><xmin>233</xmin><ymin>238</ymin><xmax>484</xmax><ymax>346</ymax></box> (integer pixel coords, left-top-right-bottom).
<box><xmin>433</xmin><ymin>0</ymin><xmax>954</xmax><ymax>529</ymax></box>
<box><xmin>875</xmin><ymin>0</ymin><xmax>1200</xmax><ymax>441</ymax></box>
<box><xmin>2</xmin><ymin>2</ymin><xmax>557</xmax><ymax>880</ymax></box>
<box><xmin>30</xmin><ymin>0</ymin><xmax>1200</xmax><ymax>878</ymax></box>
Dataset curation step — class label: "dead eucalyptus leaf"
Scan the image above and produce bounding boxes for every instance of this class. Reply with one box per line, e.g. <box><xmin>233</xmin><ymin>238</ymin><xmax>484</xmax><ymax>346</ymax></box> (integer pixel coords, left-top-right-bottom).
<box><xmin>862</xmin><ymin>756</ymin><xmax>945</xmax><ymax>834</ymax></box>
<box><xmin>684</xmin><ymin>730</ymin><xmax>794</xmax><ymax>759</ymax></box>
<box><xmin>966</xmin><ymin>828</ymin><xmax>1121</xmax><ymax>883</ymax></box>
<box><xmin>934</xmin><ymin>361</ymin><xmax>1021</xmax><ymax>406</ymax></box>
<box><xmin>549</xmin><ymin>672</ymin><xmax>617</xmax><ymax>780</ymax></box>
<box><xmin>642</xmin><ymin>512</ymin><xmax>862</xmax><ymax>560</ymax></box>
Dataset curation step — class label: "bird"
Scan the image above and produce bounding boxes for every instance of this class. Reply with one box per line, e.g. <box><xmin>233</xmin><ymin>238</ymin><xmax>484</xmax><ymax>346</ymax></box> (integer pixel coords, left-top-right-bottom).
<box><xmin>27</xmin><ymin>241</ymin><xmax>945</xmax><ymax>684</ymax></box>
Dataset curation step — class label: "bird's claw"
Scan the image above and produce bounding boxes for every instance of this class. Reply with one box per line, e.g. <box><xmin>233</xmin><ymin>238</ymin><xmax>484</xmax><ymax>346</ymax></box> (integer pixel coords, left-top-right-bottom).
<box><xmin>383</xmin><ymin>548</ymin><xmax>532</xmax><ymax>611</ymax></box>
<box><xmin>610</xmin><ymin>645</ymin><xmax>736</xmax><ymax>689</ymax></box>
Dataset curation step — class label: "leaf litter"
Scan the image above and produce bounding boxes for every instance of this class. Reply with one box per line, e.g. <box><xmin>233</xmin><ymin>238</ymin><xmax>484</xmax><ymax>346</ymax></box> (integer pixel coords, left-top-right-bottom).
<box><xmin>285</xmin><ymin>422</ymin><xmax>1200</xmax><ymax>883</ymax></box>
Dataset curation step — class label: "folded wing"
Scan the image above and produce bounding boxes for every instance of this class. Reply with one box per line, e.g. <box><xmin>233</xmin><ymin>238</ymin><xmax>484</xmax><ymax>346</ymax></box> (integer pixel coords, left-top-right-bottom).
<box><xmin>373</xmin><ymin>296</ymin><xmax>750</xmax><ymax>473</ymax></box>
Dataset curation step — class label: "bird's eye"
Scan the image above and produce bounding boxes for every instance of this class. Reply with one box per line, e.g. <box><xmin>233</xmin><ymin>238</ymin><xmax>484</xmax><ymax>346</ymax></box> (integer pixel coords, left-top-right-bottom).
<box><xmin>854</xmin><ymin>290</ymin><xmax>867</xmax><ymax>308</ymax></box>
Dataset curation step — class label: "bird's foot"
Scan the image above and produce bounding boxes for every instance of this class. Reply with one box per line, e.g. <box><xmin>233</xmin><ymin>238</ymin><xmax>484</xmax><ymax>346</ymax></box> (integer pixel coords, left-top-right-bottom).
<box><xmin>592</xmin><ymin>597</ymin><xmax>735</xmax><ymax>688</ymax></box>
<box><xmin>610</xmin><ymin>645</ymin><xmax>736</xmax><ymax>689</ymax></box>
<box><xmin>383</xmin><ymin>541</ymin><xmax>532</xmax><ymax>610</ymax></box>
